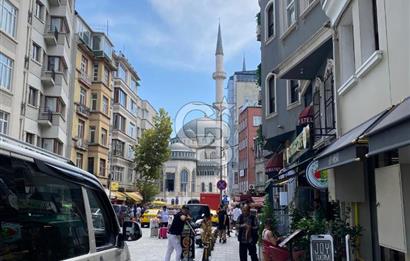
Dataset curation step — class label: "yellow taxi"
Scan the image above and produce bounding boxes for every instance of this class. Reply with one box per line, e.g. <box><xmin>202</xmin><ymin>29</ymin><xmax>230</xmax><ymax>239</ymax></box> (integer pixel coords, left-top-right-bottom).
<box><xmin>140</xmin><ymin>208</ymin><xmax>160</xmax><ymax>228</ymax></box>
<box><xmin>210</xmin><ymin>209</ymin><xmax>219</xmax><ymax>225</ymax></box>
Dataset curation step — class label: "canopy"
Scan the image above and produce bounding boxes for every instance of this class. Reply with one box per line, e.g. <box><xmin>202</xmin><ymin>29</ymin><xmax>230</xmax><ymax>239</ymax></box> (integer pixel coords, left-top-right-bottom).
<box><xmin>299</xmin><ymin>105</ymin><xmax>314</xmax><ymax>125</ymax></box>
<box><xmin>110</xmin><ymin>191</ymin><xmax>126</xmax><ymax>201</ymax></box>
<box><xmin>265</xmin><ymin>152</ymin><xmax>283</xmax><ymax>174</ymax></box>
<box><xmin>125</xmin><ymin>192</ymin><xmax>143</xmax><ymax>203</ymax></box>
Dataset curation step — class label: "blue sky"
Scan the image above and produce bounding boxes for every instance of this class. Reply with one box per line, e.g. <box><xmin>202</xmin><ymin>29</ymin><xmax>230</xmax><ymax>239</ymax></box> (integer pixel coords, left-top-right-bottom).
<box><xmin>76</xmin><ymin>0</ymin><xmax>260</xmax><ymax>132</ymax></box>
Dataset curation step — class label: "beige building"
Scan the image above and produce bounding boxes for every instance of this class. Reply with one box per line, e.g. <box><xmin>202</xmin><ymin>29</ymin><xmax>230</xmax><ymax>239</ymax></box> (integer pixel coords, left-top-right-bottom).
<box><xmin>0</xmin><ymin>0</ymin><xmax>76</xmax><ymax>157</ymax></box>
<box><xmin>111</xmin><ymin>52</ymin><xmax>156</xmax><ymax>192</ymax></box>
<box><xmin>68</xmin><ymin>14</ymin><xmax>116</xmax><ymax>188</ymax></box>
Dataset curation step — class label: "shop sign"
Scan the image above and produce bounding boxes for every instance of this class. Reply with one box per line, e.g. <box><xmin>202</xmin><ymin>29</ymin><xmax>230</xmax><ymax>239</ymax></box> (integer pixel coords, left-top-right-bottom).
<box><xmin>306</xmin><ymin>160</ymin><xmax>328</xmax><ymax>189</ymax></box>
<box><xmin>310</xmin><ymin>234</ymin><xmax>334</xmax><ymax>261</ymax></box>
<box><xmin>111</xmin><ymin>182</ymin><xmax>119</xmax><ymax>192</ymax></box>
<box><xmin>286</xmin><ymin>125</ymin><xmax>310</xmax><ymax>163</ymax></box>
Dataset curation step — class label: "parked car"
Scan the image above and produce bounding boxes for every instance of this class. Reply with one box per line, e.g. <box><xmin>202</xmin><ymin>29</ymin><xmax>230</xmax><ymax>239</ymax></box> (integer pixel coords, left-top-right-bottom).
<box><xmin>140</xmin><ymin>208</ymin><xmax>160</xmax><ymax>227</ymax></box>
<box><xmin>0</xmin><ymin>135</ymin><xmax>137</xmax><ymax>261</ymax></box>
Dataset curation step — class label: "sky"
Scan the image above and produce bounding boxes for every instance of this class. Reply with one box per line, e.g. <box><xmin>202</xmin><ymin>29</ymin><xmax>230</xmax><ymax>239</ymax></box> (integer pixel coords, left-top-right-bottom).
<box><xmin>76</xmin><ymin>0</ymin><xmax>261</xmax><ymax>133</ymax></box>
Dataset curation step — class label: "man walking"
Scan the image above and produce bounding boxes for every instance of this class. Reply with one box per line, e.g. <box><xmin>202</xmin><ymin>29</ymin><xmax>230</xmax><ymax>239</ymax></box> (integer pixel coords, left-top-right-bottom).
<box><xmin>232</xmin><ymin>204</ymin><xmax>242</xmax><ymax>231</ymax></box>
<box><xmin>237</xmin><ymin>205</ymin><xmax>259</xmax><ymax>261</ymax></box>
<box><xmin>164</xmin><ymin>205</ymin><xmax>190</xmax><ymax>261</ymax></box>
<box><xmin>159</xmin><ymin>206</ymin><xmax>169</xmax><ymax>227</ymax></box>
<box><xmin>217</xmin><ymin>205</ymin><xmax>228</xmax><ymax>243</ymax></box>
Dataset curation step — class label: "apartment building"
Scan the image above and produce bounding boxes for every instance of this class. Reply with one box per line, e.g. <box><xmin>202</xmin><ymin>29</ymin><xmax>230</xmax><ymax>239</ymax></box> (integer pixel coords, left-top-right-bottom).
<box><xmin>1</xmin><ymin>0</ymin><xmax>76</xmax><ymax>156</ymax></box>
<box><xmin>71</xmin><ymin>14</ymin><xmax>116</xmax><ymax>187</ymax></box>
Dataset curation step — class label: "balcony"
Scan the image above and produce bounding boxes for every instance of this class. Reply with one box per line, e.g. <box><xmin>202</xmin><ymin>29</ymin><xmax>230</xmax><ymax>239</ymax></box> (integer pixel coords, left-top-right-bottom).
<box><xmin>75</xmin><ymin>137</ymin><xmax>88</xmax><ymax>151</ymax></box>
<box><xmin>41</xmin><ymin>70</ymin><xmax>56</xmax><ymax>87</ymax></box>
<box><xmin>78</xmin><ymin>71</ymin><xmax>92</xmax><ymax>87</ymax></box>
<box><xmin>44</xmin><ymin>27</ymin><xmax>59</xmax><ymax>46</ymax></box>
<box><xmin>75</xmin><ymin>103</ymin><xmax>90</xmax><ymax>118</ymax></box>
<box><xmin>38</xmin><ymin>108</ymin><xmax>53</xmax><ymax>127</ymax></box>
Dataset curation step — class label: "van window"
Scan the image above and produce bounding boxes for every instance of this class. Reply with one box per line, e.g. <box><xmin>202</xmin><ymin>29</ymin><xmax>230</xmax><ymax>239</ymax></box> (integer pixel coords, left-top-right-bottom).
<box><xmin>0</xmin><ymin>155</ymin><xmax>89</xmax><ymax>261</ymax></box>
<box><xmin>87</xmin><ymin>189</ymin><xmax>116</xmax><ymax>248</ymax></box>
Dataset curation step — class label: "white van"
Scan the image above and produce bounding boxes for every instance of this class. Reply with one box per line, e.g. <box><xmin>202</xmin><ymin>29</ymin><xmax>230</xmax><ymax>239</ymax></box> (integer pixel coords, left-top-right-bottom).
<box><xmin>0</xmin><ymin>135</ymin><xmax>137</xmax><ymax>261</ymax></box>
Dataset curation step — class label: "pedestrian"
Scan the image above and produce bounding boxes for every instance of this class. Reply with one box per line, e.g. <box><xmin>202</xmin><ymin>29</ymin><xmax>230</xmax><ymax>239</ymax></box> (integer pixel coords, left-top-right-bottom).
<box><xmin>164</xmin><ymin>205</ymin><xmax>191</xmax><ymax>261</ymax></box>
<box><xmin>159</xmin><ymin>206</ymin><xmax>169</xmax><ymax>227</ymax></box>
<box><xmin>232</xmin><ymin>204</ymin><xmax>242</xmax><ymax>231</ymax></box>
<box><xmin>237</xmin><ymin>204</ymin><xmax>259</xmax><ymax>261</ymax></box>
<box><xmin>217</xmin><ymin>205</ymin><xmax>228</xmax><ymax>243</ymax></box>
<box><xmin>136</xmin><ymin>205</ymin><xmax>142</xmax><ymax>221</ymax></box>
<box><xmin>262</xmin><ymin>219</ymin><xmax>279</xmax><ymax>261</ymax></box>
<box><xmin>133</xmin><ymin>204</ymin><xmax>137</xmax><ymax>219</ymax></box>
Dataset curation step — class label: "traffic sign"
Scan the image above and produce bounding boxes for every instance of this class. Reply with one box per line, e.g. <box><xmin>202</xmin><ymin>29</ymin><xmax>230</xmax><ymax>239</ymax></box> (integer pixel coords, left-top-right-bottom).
<box><xmin>217</xmin><ymin>180</ymin><xmax>227</xmax><ymax>190</ymax></box>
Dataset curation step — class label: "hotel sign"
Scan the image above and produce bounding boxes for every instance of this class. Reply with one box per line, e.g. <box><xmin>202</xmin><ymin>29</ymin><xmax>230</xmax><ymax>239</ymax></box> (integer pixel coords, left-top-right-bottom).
<box><xmin>286</xmin><ymin>125</ymin><xmax>310</xmax><ymax>163</ymax></box>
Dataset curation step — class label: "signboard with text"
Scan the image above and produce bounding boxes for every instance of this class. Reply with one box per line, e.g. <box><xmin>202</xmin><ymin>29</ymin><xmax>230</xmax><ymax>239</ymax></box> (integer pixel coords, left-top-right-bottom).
<box><xmin>286</xmin><ymin>125</ymin><xmax>310</xmax><ymax>163</ymax></box>
<box><xmin>310</xmin><ymin>234</ymin><xmax>334</xmax><ymax>261</ymax></box>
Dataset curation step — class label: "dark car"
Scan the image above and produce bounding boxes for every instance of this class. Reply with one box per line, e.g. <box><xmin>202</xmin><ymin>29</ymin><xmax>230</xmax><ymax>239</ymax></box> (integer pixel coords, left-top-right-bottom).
<box><xmin>186</xmin><ymin>204</ymin><xmax>210</xmax><ymax>222</ymax></box>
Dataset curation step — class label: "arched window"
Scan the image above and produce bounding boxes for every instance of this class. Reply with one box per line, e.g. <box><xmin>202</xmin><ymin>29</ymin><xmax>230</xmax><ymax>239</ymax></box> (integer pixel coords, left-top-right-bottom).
<box><xmin>180</xmin><ymin>170</ymin><xmax>188</xmax><ymax>192</ymax></box>
<box><xmin>266</xmin><ymin>74</ymin><xmax>277</xmax><ymax>115</ymax></box>
<box><xmin>201</xmin><ymin>182</ymin><xmax>205</xmax><ymax>192</ymax></box>
<box><xmin>191</xmin><ymin>169</ymin><xmax>196</xmax><ymax>192</ymax></box>
<box><xmin>209</xmin><ymin>182</ymin><xmax>213</xmax><ymax>192</ymax></box>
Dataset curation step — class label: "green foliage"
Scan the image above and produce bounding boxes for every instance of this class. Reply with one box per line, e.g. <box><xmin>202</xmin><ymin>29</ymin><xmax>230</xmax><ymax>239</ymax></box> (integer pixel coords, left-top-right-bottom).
<box><xmin>256</xmin><ymin>12</ymin><xmax>261</xmax><ymax>25</ymax></box>
<box><xmin>256</xmin><ymin>63</ymin><xmax>262</xmax><ymax>87</ymax></box>
<box><xmin>134</xmin><ymin>108</ymin><xmax>172</xmax><ymax>203</ymax></box>
<box><xmin>258</xmin><ymin>195</ymin><xmax>277</xmax><ymax>242</ymax></box>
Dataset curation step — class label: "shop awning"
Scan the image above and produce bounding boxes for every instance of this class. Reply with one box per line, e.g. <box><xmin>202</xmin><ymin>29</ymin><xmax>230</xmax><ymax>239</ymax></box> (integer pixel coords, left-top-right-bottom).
<box><xmin>264</xmin><ymin>131</ymin><xmax>295</xmax><ymax>152</ymax></box>
<box><xmin>125</xmin><ymin>192</ymin><xmax>143</xmax><ymax>203</ymax></box>
<box><xmin>298</xmin><ymin>105</ymin><xmax>314</xmax><ymax>125</ymax></box>
<box><xmin>110</xmin><ymin>191</ymin><xmax>127</xmax><ymax>201</ymax></box>
<box><xmin>265</xmin><ymin>152</ymin><xmax>283</xmax><ymax>174</ymax></box>
<box><xmin>317</xmin><ymin>110</ymin><xmax>387</xmax><ymax>171</ymax></box>
<box><xmin>365</xmin><ymin>97</ymin><xmax>410</xmax><ymax>156</ymax></box>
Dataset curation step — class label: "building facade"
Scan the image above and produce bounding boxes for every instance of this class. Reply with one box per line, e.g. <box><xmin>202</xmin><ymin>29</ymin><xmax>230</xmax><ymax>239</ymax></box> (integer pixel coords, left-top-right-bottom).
<box><xmin>237</xmin><ymin>106</ymin><xmax>262</xmax><ymax>193</ymax></box>
<box><xmin>1</xmin><ymin>0</ymin><xmax>76</xmax><ymax>157</ymax></box>
<box><xmin>226</xmin><ymin>68</ymin><xmax>259</xmax><ymax>195</ymax></box>
<box><xmin>316</xmin><ymin>1</ymin><xmax>410</xmax><ymax>260</ymax></box>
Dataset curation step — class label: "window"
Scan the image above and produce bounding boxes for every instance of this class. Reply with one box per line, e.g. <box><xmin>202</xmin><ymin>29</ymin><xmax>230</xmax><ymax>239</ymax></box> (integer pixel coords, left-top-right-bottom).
<box><xmin>253</xmin><ymin>116</ymin><xmax>262</xmax><ymax>126</ymax></box>
<box><xmin>76</xmin><ymin>153</ymin><xmax>83</xmax><ymax>168</ymax></box>
<box><xmin>130</xmin><ymin>100</ymin><xmax>138</xmax><ymax>115</ymax></box>
<box><xmin>79</xmin><ymin>88</ymin><xmax>86</xmax><ymax>105</ymax></box>
<box><xmin>25</xmin><ymin>132</ymin><xmax>35</xmax><ymax>144</ymax></box>
<box><xmin>201</xmin><ymin>182</ymin><xmax>206</xmax><ymax>192</ymax></box>
<box><xmin>102</xmin><ymin>96</ymin><xmax>109</xmax><ymax>114</ymax></box>
<box><xmin>93</xmin><ymin>63</ymin><xmax>98</xmax><ymax>81</ymax></box>
<box><xmin>0</xmin><ymin>0</ymin><xmax>17</xmax><ymax>37</ymax></box>
<box><xmin>180</xmin><ymin>170</ymin><xmax>188</xmax><ymax>192</ymax></box>
<box><xmin>28</xmin><ymin>87</ymin><xmax>38</xmax><ymax>107</ymax></box>
<box><xmin>77</xmin><ymin>120</ymin><xmax>84</xmax><ymax>138</ymax></box>
<box><xmin>130</xmin><ymin>79</ymin><xmax>138</xmax><ymax>94</ymax></box>
<box><xmin>286</xmin><ymin>0</ymin><xmax>296</xmax><ymax>28</ymax></box>
<box><xmin>299</xmin><ymin>0</ymin><xmax>316</xmax><ymax>13</ymax></box>
<box><xmin>113</xmin><ymin>113</ymin><xmax>126</xmax><ymax>132</ymax></box>
<box><xmin>42</xmin><ymin>138</ymin><xmax>63</xmax><ymax>155</ymax></box>
<box><xmin>117</xmin><ymin>64</ymin><xmax>128</xmax><ymax>83</ymax></box>
<box><xmin>209</xmin><ymin>182</ymin><xmax>213</xmax><ymax>192</ymax></box>
<box><xmin>89</xmin><ymin>126</ymin><xmax>96</xmax><ymax>143</ymax></box>
<box><xmin>91</xmin><ymin>93</ymin><xmax>97</xmax><ymax>111</ymax></box>
<box><xmin>114</xmin><ymin>88</ymin><xmax>127</xmax><ymax>107</ymax></box>
<box><xmin>88</xmin><ymin>157</ymin><xmax>94</xmax><ymax>174</ymax></box>
<box><xmin>0</xmin><ymin>156</ymin><xmax>90</xmax><ymax>260</ymax></box>
<box><xmin>0</xmin><ymin>110</ymin><xmax>9</xmax><ymax>134</ymax></box>
<box><xmin>112</xmin><ymin>139</ymin><xmax>125</xmax><ymax>157</ymax></box>
<box><xmin>0</xmin><ymin>52</ymin><xmax>13</xmax><ymax>90</ymax></box>
<box><xmin>288</xmin><ymin>80</ymin><xmax>300</xmax><ymax>105</ymax></box>
<box><xmin>338</xmin><ymin>9</ymin><xmax>355</xmax><ymax>84</ymax></box>
<box><xmin>80</xmin><ymin>55</ymin><xmax>88</xmax><ymax>74</ymax></box>
<box><xmin>191</xmin><ymin>170</ymin><xmax>196</xmax><ymax>192</ymax></box>
<box><xmin>86</xmin><ymin>189</ymin><xmax>117</xmax><ymax>248</ymax></box>
<box><xmin>127</xmin><ymin>144</ymin><xmax>134</xmax><ymax>159</ymax></box>
<box><xmin>112</xmin><ymin>166</ymin><xmax>124</xmax><ymax>182</ymax></box>
<box><xmin>128</xmin><ymin>122</ymin><xmax>135</xmax><ymax>138</ymax></box>
<box><xmin>99</xmin><ymin>159</ymin><xmax>106</xmax><ymax>176</ymax></box>
<box><xmin>50</xmin><ymin>16</ymin><xmax>67</xmax><ymax>33</ymax></box>
<box><xmin>45</xmin><ymin>97</ymin><xmax>65</xmax><ymax>115</ymax></box>
<box><xmin>34</xmin><ymin>1</ymin><xmax>44</xmax><ymax>20</ymax></box>
<box><xmin>265</xmin><ymin>1</ymin><xmax>275</xmax><ymax>39</ymax></box>
<box><xmin>267</xmin><ymin>75</ymin><xmax>276</xmax><ymax>114</ymax></box>
<box><xmin>103</xmin><ymin>66</ymin><xmax>109</xmax><ymax>84</ymax></box>
<box><xmin>101</xmin><ymin>128</ymin><xmax>107</xmax><ymax>146</ymax></box>
<box><xmin>32</xmin><ymin>42</ymin><xmax>42</xmax><ymax>63</ymax></box>
<box><xmin>166</xmin><ymin>173</ymin><xmax>175</xmax><ymax>192</ymax></box>
<box><xmin>47</xmin><ymin>56</ymin><xmax>63</xmax><ymax>72</ymax></box>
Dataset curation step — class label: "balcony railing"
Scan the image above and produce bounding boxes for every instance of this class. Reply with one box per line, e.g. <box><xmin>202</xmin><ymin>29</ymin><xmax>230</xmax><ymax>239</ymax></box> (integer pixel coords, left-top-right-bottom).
<box><xmin>38</xmin><ymin>107</ymin><xmax>53</xmax><ymax>126</ymax></box>
<box><xmin>75</xmin><ymin>137</ymin><xmax>88</xmax><ymax>150</ymax></box>
<box><xmin>41</xmin><ymin>69</ymin><xmax>56</xmax><ymax>87</ymax></box>
<box><xmin>79</xmin><ymin>71</ymin><xmax>92</xmax><ymax>86</ymax></box>
<box><xmin>76</xmin><ymin>103</ymin><xmax>90</xmax><ymax>117</ymax></box>
<box><xmin>44</xmin><ymin>27</ymin><xmax>59</xmax><ymax>46</ymax></box>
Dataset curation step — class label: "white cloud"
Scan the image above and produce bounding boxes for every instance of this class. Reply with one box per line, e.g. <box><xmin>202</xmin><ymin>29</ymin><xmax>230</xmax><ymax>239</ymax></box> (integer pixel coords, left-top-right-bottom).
<box><xmin>78</xmin><ymin>0</ymin><xmax>259</xmax><ymax>72</ymax></box>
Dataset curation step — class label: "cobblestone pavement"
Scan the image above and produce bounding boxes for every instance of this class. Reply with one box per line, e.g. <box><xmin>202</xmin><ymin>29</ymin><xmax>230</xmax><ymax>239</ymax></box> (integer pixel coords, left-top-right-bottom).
<box><xmin>127</xmin><ymin>228</ymin><xmax>260</xmax><ymax>261</ymax></box>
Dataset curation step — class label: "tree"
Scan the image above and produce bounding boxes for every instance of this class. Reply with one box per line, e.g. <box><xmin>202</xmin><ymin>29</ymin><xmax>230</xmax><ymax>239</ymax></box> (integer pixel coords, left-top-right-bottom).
<box><xmin>134</xmin><ymin>108</ymin><xmax>172</xmax><ymax>203</ymax></box>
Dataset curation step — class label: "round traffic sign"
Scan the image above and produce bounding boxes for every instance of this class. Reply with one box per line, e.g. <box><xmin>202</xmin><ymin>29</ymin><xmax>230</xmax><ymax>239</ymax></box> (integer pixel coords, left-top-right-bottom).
<box><xmin>217</xmin><ymin>180</ymin><xmax>227</xmax><ymax>190</ymax></box>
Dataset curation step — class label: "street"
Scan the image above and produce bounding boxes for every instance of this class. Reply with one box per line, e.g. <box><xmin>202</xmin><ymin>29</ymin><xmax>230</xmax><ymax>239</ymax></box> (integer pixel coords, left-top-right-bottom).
<box><xmin>127</xmin><ymin>228</ymin><xmax>250</xmax><ymax>261</ymax></box>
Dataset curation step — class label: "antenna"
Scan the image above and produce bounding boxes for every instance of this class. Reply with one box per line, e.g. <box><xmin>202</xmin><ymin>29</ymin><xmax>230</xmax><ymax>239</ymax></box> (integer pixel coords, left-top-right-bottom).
<box><xmin>106</xmin><ymin>20</ymin><xmax>109</xmax><ymax>36</ymax></box>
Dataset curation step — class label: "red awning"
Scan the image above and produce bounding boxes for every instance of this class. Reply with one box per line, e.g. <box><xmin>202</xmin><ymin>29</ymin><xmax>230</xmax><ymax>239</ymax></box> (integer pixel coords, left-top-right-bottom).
<box><xmin>299</xmin><ymin>105</ymin><xmax>314</xmax><ymax>125</ymax></box>
<box><xmin>265</xmin><ymin>152</ymin><xmax>283</xmax><ymax>173</ymax></box>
